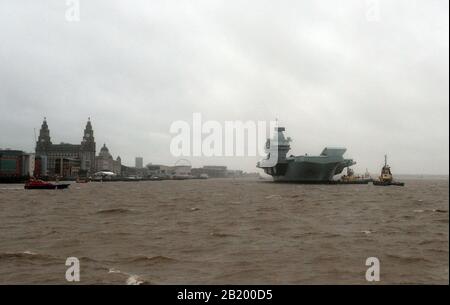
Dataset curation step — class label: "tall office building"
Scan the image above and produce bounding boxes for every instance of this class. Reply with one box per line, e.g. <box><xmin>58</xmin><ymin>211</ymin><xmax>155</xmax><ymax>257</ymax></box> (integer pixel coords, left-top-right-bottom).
<box><xmin>135</xmin><ymin>157</ymin><xmax>143</xmax><ymax>169</ymax></box>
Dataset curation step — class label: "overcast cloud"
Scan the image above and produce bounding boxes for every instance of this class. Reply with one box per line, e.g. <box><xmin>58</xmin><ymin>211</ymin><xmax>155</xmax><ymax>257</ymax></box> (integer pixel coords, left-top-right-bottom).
<box><xmin>0</xmin><ymin>0</ymin><xmax>448</xmax><ymax>174</ymax></box>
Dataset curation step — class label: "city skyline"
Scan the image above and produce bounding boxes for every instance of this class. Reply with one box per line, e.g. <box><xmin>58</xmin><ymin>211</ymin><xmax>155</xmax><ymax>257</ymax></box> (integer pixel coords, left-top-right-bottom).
<box><xmin>1</xmin><ymin>115</ymin><xmax>448</xmax><ymax>176</ymax></box>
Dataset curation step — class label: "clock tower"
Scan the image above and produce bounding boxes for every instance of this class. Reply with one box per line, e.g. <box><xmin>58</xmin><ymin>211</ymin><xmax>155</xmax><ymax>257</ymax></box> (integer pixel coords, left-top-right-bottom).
<box><xmin>36</xmin><ymin>117</ymin><xmax>52</xmax><ymax>152</ymax></box>
<box><xmin>80</xmin><ymin>118</ymin><xmax>96</xmax><ymax>174</ymax></box>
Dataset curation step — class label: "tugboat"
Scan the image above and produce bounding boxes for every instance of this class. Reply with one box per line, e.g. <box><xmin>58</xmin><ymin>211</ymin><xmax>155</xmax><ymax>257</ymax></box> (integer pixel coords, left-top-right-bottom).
<box><xmin>24</xmin><ymin>178</ymin><xmax>70</xmax><ymax>190</ymax></box>
<box><xmin>338</xmin><ymin>167</ymin><xmax>372</xmax><ymax>184</ymax></box>
<box><xmin>373</xmin><ymin>155</ymin><xmax>404</xmax><ymax>186</ymax></box>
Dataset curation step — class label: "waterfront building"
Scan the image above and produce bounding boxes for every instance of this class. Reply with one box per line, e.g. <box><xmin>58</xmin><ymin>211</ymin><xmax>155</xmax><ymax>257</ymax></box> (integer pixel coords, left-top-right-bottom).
<box><xmin>192</xmin><ymin>165</ymin><xmax>228</xmax><ymax>178</ymax></box>
<box><xmin>95</xmin><ymin>144</ymin><xmax>122</xmax><ymax>175</ymax></box>
<box><xmin>0</xmin><ymin>150</ymin><xmax>35</xmax><ymax>182</ymax></box>
<box><xmin>121</xmin><ymin>164</ymin><xmax>148</xmax><ymax>178</ymax></box>
<box><xmin>146</xmin><ymin>164</ymin><xmax>171</xmax><ymax>177</ymax></box>
<box><xmin>34</xmin><ymin>155</ymin><xmax>48</xmax><ymax>177</ymax></box>
<box><xmin>226</xmin><ymin>169</ymin><xmax>244</xmax><ymax>178</ymax></box>
<box><xmin>54</xmin><ymin>157</ymin><xmax>81</xmax><ymax>178</ymax></box>
<box><xmin>35</xmin><ymin>118</ymin><xmax>96</xmax><ymax>177</ymax></box>
<box><xmin>172</xmin><ymin>165</ymin><xmax>192</xmax><ymax>177</ymax></box>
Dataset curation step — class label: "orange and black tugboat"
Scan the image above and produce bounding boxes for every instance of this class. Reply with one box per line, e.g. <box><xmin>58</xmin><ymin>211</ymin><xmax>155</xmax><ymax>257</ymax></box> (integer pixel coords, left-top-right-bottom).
<box><xmin>24</xmin><ymin>178</ymin><xmax>70</xmax><ymax>190</ymax></box>
<box><xmin>373</xmin><ymin>155</ymin><xmax>404</xmax><ymax>186</ymax></box>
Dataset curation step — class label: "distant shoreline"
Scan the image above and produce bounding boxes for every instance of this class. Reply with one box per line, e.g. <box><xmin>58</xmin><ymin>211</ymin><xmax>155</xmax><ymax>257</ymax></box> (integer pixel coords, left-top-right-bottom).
<box><xmin>395</xmin><ymin>175</ymin><xmax>449</xmax><ymax>180</ymax></box>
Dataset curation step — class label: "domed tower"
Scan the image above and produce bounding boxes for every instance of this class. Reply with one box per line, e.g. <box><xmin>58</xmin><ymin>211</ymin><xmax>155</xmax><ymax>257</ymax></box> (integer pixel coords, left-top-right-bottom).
<box><xmin>99</xmin><ymin>143</ymin><xmax>112</xmax><ymax>158</ymax></box>
<box><xmin>80</xmin><ymin>118</ymin><xmax>96</xmax><ymax>174</ymax></box>
<box><xmin>36</xmin><ymin>117</ymin><xmax>52</xmax><ymax>153</ymax></box>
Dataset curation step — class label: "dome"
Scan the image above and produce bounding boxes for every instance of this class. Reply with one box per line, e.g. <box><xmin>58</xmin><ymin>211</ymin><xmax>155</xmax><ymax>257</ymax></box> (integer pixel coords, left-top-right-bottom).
<box><xmin>100</xmin><ymin>143</ymin><xmax>109</xmax><ymax>152</ymax></box>
<box><xmin>99</xmin><ymin>143</ymin><xmax>112</xmax><ymax>158</ymax></box>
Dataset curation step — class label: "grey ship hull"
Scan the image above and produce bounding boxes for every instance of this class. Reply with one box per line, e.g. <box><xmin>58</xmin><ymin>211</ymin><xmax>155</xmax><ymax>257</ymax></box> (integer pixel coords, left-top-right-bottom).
<box><xmin>271</xmin><ymin>160</ymin><xmax>346</xmax><ymax>182</ymax></box>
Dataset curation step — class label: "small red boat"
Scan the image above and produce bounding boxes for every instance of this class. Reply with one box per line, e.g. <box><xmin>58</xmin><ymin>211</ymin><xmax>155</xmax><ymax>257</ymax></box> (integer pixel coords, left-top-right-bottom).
<box><xmin>24</xmin><ymin>179</ymin><xmax>70</xmax><ymax>190</ymax></box>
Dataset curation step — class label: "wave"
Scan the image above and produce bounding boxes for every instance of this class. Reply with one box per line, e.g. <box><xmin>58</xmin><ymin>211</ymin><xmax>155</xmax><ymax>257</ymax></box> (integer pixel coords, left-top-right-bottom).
<box><xmin>108</xmin><ymin>268</ymin><xmax>122</xmax><ymax>274</ymax></box>
<box><xmin>0</xmin><ymin>251</ymin><xmax>54</xmax><ymax>261</ymax></box>
<box><xmin>126</xmin><ymin>275</ymin><xmax>147</xmax><ymax>285</ymax></box>
<box><xmin>126</xmin><ymin>255</ymin><xmax>177</xmax><ymax>264</ymax></box>
<box><xmin>108</xmin><ymin>268</ymin><xmax>150</xmax><ymax>285</ymax></box>
<box><xmin>78</xmin><ymin>256</ymin><xmax>99</xmax><ymax>263</ymax></box>
<box><xmin>0</xmin><ymin>251</ymin><xmax>101</xmax><ymax>268</ymax></box>
<box><xmin>210</xmin><ymin>232</ymin><xmax>239</xmax><ymax>238</ymax></box>
<box><xmin>96</xmin><ymin>208</ymin><xmax>133</xmax><ymax>214</ymax></box>
<box><xmin>432</xmin><ymin>209</ymin><xmax>448</xmax><ymax>213</ymax></box>
<box><xmin>265</xmin><ymin>194</ymin><xmax>282</xmax><ymax>199</ymax></box>
<box><xmin>386</xmin><ymin>253</ymin><xmax>431</xmax><ymax>263</ymax></box>
<box><xmin>428</xmin><ymin>248</ymin><xmax>449</xmax><ymax>254</ymax></box>
<box><xmin>413</xmin><ymin>209</ymin><xmax>448</xmax><ymax>213</ymax></box>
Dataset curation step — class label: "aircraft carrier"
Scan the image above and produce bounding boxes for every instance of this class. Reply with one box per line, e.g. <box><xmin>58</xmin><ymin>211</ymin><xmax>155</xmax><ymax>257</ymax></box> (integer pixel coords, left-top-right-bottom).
<box><xmin>257</xmin><ymin>126</ymin><xmax>355</xmax><ymax>183</ymax></box>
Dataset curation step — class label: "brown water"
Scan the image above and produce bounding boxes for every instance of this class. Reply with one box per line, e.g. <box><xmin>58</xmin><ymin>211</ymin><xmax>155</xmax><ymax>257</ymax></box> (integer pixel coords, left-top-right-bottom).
<box><xmin>0</xmin><ymin>178</ymin><xmax>448</xmax><ymax>284</ymax></box>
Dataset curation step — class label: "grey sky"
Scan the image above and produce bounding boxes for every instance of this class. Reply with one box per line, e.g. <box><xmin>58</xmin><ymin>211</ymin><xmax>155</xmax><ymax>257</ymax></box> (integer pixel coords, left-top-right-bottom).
<box><xmin>0</xmin><ymin>0</ymin><xmax>448</xmax><ymax>174</ymax></box>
